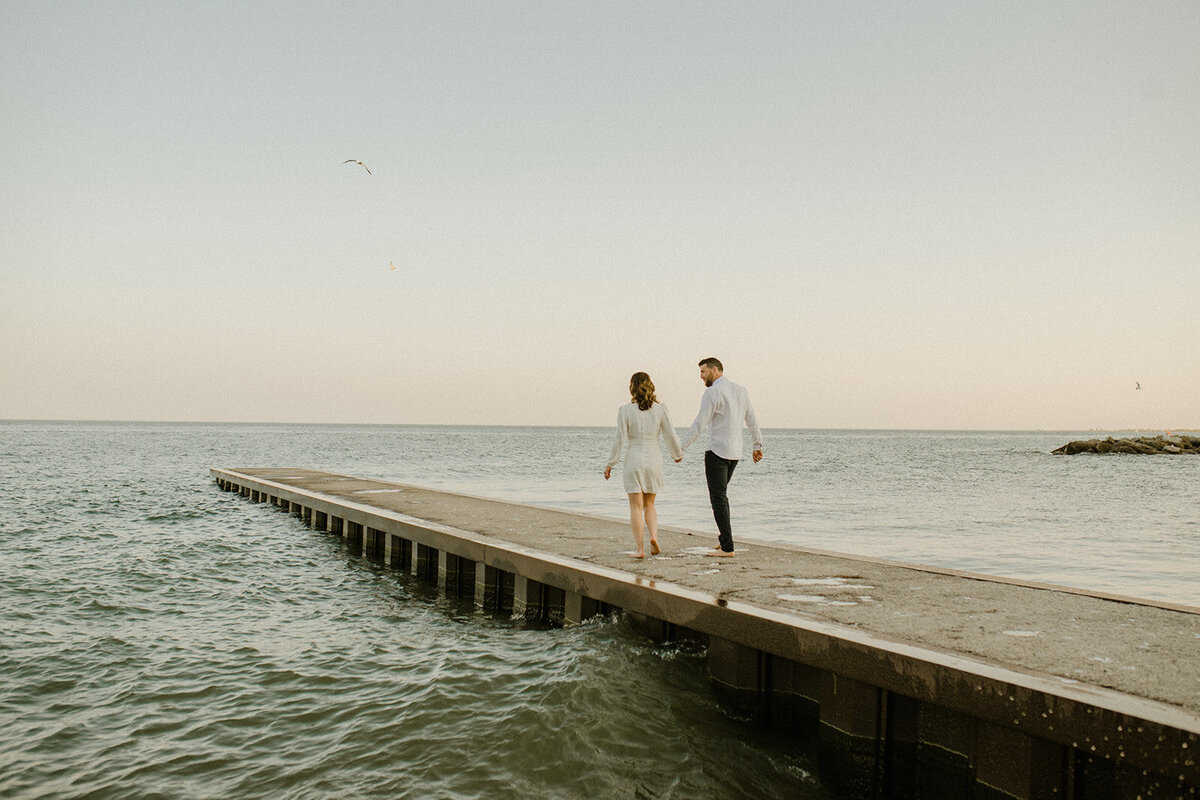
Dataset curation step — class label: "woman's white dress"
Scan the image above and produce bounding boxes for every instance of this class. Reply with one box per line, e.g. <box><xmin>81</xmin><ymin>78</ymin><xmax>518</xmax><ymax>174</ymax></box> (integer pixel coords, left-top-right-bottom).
<box><xmin>605</xmin><ymin>402</ymin><xmax>684</xmax><ymax>493</ymax></box>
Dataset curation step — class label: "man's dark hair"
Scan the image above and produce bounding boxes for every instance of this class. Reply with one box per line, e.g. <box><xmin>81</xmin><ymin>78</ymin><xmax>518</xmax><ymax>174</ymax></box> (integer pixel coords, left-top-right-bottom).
<box><xmin>698</xmin><ymin>357</ymin><xmax>723</xmax><ymax>371</ymax></box>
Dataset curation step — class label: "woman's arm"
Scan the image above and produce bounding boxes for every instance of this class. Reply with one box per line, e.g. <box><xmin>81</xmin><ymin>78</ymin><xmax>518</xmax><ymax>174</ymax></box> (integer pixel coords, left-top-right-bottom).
<box><xmin>660</xmin><ymin>403</ymin><xmax>683</xmax><ymax>461</ymax></box>
<box><xmin>605</xmin><ymin>406</ymin><xmax>627</xmax><ymax>475</ymax></box>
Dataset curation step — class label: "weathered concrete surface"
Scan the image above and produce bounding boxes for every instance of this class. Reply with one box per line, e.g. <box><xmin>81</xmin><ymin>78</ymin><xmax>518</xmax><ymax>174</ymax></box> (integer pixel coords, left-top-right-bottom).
<box><xmin>224</xmin><ymin>467</ymin><xmax>1199</xmax><ymax>716</ymax></box>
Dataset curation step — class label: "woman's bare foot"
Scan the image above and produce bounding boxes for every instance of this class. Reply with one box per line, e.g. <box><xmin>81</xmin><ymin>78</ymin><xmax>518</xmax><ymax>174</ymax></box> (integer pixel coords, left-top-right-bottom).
<box><xmin>650</xmin><ymin>540</ymin><xmax>661</xmax><ymax>555</ymax></box>
<box><xmin>631</xmin><ymin>552</ymin><xmax>646</xmax><ymax>559</ymax></box>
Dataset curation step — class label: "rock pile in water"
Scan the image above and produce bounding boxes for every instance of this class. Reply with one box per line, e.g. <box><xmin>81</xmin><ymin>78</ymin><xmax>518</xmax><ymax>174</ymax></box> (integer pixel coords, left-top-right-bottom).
<box><xmin>1052</xmin><ymin>435</ymin><xmax>1200</xmax><ymax>455</ymax></box>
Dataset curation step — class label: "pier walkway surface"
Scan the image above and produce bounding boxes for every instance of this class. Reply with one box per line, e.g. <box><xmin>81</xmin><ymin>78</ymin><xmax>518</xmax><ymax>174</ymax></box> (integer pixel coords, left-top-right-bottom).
<box><xmin>214</xmin><ymin>467</ymin><xmax>1198</xmax><ymax>798</ymax></box>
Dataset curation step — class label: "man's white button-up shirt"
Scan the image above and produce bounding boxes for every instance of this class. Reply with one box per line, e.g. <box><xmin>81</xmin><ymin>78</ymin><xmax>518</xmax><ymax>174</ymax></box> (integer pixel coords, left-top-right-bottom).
<box><xmin>680</xmin><ymin>376</ymin><xmax>763</xmax><ymax>461</ymax></box>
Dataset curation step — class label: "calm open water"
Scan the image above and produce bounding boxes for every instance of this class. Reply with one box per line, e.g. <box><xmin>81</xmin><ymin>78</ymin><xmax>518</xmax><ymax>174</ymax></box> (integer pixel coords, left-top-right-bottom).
<box><xmin>1</xmin><ymin>421</ymin><xmax>1197</xmax><ymax>799</ymax></box>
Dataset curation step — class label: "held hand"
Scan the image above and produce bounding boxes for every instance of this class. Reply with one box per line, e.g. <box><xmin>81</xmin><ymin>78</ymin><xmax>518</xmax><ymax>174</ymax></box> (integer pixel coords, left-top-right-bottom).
<box><xmin>752</xmin><ymin>449</ymin><xmax>763</xmax><ymax>463</ymax></box>
<box><xmin>604</xmin><ymin>466</ymin><xmax>612</xmax><ymax>480</ymax></box>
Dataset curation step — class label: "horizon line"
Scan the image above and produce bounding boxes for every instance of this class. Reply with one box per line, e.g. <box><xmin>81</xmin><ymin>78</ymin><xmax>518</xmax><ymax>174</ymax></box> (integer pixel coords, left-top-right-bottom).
<box><xmin>3</xmin><ymin>418</ymin><xmax>1197</xmax><ymax>434</ymax></box>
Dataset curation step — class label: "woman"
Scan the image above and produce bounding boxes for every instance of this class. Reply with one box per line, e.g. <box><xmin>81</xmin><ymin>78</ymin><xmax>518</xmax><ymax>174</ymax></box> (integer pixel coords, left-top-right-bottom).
<box><xmin>604</xmin><ymin>372</ymin><xmax>684</xmax><ymax>558</ymax></box>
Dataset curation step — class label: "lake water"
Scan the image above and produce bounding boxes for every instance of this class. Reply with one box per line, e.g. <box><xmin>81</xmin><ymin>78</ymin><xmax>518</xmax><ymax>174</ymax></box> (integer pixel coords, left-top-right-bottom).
<box><xmin>1</xmin><ymin>421</ymin><xmax>1196</xmax><ymax>798</ymax></box>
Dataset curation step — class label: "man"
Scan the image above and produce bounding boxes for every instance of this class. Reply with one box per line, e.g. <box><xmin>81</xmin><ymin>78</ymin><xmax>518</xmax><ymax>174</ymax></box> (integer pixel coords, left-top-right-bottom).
<box><xmin>679</xmin><ymin>357</ymin><xmax>763</xmax><ymax>557</ymax></box>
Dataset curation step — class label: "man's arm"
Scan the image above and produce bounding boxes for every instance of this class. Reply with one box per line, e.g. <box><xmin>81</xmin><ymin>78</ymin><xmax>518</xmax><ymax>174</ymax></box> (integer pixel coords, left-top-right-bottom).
<box><xmin>745</xmin><ymin>393</ymin><xmax>764</xmax><ymax>462</ymax></box>
<box><xmin>679</xmin><ymin>388</ymin><xmax>715</xmax><ymax>451</ymax></box>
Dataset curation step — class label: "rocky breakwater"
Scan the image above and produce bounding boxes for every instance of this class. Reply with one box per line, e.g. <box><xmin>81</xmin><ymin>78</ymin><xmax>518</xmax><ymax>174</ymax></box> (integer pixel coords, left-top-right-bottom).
<box><xmin>1052</xmin><ymin>434</ymin><xmax>1200</xmax><ymax>455</ymax></box>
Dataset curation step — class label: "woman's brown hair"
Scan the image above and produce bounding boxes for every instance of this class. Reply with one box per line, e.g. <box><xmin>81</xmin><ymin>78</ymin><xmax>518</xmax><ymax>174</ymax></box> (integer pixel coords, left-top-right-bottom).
<box><xmin>629</xmin><ymin>372</ymin><xmax>658</xmax><ymax>411</ymax></box>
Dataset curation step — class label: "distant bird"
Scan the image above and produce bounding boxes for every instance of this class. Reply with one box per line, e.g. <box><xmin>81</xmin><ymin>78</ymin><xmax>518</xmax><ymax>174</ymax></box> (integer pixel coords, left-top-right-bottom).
<box><xmin>343</xmin><ymin>159</ymin><xmax>371</xmax><ymax>175</ymax></box>
<box><xmin>1136</xmin><ymin>382</ymin><xmax>1141</xmax><ymax>390</ymax></box>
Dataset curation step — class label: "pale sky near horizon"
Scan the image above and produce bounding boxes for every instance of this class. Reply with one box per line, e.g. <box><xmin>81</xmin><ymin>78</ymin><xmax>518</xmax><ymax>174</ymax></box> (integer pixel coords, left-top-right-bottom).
<box><xmin>2</xmin><ymin>2</ymin><xmax>1197</xmax><ymax>430</ymax></box>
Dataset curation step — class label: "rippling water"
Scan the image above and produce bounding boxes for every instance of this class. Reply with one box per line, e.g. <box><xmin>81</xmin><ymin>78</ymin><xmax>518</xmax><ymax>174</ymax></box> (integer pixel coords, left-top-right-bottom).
<box><xmin>1</xmin><ymin>421</ymin><xmax>1196</xmax><ymax>798</ymax></box>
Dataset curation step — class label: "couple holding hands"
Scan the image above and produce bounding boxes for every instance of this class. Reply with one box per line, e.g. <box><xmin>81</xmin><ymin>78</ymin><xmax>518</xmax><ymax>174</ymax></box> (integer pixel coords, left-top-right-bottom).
<box><xmin>604</xmin><ymin>357</ymin><xmax>763</xmax><ymax>559</ymax></box>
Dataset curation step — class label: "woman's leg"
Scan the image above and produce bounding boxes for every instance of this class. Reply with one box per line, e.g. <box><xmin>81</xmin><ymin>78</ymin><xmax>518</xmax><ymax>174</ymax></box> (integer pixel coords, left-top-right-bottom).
<box><xmin>627</xmin><ymin>493</ymin><xmax>645</xmax><ymax>557</ymax></box>
<box><xmin>643</xmin><ymin>493</ymin><xmax>659</xmax><ymax>554</ymax></box>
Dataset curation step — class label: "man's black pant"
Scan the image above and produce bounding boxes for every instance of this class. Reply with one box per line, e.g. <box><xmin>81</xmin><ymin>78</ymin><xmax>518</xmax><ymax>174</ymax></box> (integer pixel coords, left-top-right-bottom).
<box><xmin>704</xmin><ymin>450</ymin><xmax>739</xmax><ymax>552</ymax></box>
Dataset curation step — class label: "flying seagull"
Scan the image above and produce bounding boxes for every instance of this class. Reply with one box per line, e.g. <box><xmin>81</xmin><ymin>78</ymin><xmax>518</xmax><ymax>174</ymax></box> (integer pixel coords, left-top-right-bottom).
<box><xmin>1136</xmin><ymin>382</ymin><xmax>1141</xmax><ymax>390</ymax></box>
<box><xmin>343</xmin><ymin>159</ymin><xmax>371</xmax><ymax>175</ymax></box>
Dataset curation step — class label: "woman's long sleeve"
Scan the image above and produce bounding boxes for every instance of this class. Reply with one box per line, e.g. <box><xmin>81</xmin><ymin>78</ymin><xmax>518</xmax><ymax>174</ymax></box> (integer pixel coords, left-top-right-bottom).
<box><xmin>606</xmin><ymin>407</ymin><xmax>627</xmax><ymax>469</ymax></box>
<box><xmin>660</xmin><ymin>404</ymin><xmax>684</xmax><ymax>461</ymax></box>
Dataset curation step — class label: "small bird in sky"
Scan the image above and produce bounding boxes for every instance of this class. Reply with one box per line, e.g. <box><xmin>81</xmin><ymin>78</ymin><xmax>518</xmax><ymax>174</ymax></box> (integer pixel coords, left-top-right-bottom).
<box><xmin>343</xmin><ymin>159</ymin><xmax>371</xmax><ymax>175</ymax></box>
<box><xmin>1136</xmin><ymin>382</ymin><xmax>1141</xmax><ymax>390</ymax></box>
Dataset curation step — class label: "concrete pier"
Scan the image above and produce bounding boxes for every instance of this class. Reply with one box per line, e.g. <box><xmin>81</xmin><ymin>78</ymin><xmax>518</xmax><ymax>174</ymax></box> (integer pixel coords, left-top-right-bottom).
<box><xmin>212</xmin><ymin>467</ymin><xmax>1198</xmax><ymax>799</ymax></box>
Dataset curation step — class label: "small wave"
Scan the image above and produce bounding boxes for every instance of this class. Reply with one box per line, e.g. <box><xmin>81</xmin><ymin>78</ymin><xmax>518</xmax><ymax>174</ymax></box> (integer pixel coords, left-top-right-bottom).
<box><xmin>145</xmin><ymin>509</ymin><xmax>212</xmax><ymax>522</ymax></box>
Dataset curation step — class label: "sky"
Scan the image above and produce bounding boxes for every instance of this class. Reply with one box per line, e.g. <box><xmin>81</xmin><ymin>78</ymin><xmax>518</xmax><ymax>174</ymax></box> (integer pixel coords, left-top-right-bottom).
<box><xmin>2</xmin><ymin>2</ymin><xmax>1197</xmax><ymax>430</ymax></box>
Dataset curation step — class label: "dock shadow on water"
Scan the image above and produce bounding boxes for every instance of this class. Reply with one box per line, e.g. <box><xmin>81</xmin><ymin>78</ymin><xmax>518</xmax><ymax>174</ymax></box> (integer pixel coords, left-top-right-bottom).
<box><xmin>344</xmin><ymin>558</ymin><xmax>833</xmax><ymax>800</ymax></box>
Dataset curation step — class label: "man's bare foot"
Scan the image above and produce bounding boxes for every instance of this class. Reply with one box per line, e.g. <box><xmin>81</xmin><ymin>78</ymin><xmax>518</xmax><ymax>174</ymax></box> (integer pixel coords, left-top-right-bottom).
<box><xmin>631</xmin><ymin>552</ymin><xmax>646</xmax><ymax>559</ymax></box>
<box><xmin>706</xmin><ymin>549</ymin><xmax>735</xmax><ymax>558</ymax></box>
<box><xmin>650</xmin><ymin>540</ymin><xmax>661</xmax><ymax>555</ymax></box>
